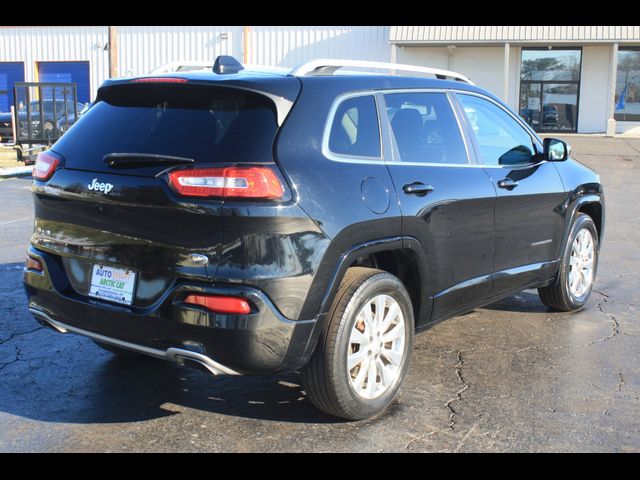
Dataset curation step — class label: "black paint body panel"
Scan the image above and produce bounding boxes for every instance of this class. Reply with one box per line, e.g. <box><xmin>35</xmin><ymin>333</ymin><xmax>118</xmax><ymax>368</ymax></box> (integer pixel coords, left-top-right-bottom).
<box><xmin>23</xmin><ymin>70</ymin><xmax>605</xmax><ymax>374</ymax></box>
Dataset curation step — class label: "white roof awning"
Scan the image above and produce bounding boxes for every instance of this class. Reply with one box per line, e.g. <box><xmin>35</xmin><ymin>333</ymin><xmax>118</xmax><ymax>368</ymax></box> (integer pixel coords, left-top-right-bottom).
<box><xmin>390</xmin><ymin>26</ymin><xmax>640</xmax><ymax>45</ymax></box>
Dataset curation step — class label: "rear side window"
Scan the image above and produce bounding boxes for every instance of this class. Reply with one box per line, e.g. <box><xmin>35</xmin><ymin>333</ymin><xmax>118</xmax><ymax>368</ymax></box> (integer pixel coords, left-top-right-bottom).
<box><xmin>53</xmin><ymin>84</ymin><xmax>278</xmax><ymax>166</ymax></box>
<box><xmin>384</xmin><ymin>92</ymin><xmax>468</xmax><ymax>164</ymax></box>
<box><xmin>328</xmin><ymin>95</ymin><xmax>381</xmax><ymax>158</ymax></box>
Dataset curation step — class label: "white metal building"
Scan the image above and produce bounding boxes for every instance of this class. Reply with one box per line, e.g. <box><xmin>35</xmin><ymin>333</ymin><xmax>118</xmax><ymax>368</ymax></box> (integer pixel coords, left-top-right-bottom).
<box><xmin>1</xmin><ymin>25</ymin><xmax>639</xmax><ymax>135</ymax></box>
<box><xmin>0</xmin><ymin>26</ymin><xmax>389</xmax><ymax>111</ymax></box>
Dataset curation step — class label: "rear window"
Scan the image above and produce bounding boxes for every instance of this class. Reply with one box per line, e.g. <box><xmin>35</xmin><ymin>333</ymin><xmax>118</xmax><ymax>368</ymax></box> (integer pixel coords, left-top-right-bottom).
<box><xmin>53</xmin><ymin>84</ymin><xmax>278</xmax><ymax>166</ymax></box>
<box><xmin>328</xmin><ymin>95</ymin><xmax>381</xmax><ymax>158</ymax></box>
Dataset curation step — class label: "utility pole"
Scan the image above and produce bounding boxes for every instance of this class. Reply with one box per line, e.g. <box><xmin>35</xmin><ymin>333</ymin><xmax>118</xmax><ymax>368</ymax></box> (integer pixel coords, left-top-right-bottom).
<box><xmin>243</xmin><ymin>26</ymin><xmax>250</xmax><ymax>64</ymax></box>
<box><xmin>108</xmin><ymin>26</ymin><xmax>119</xmax><ymax>78</ymax></box>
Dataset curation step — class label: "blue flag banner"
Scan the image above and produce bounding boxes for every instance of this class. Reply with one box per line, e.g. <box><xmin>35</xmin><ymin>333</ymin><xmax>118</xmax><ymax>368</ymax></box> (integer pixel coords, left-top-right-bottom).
<box><xmin>616</xmin><ymin>84</ymin><xmax>628</xmax><ymax>111</ymax></box>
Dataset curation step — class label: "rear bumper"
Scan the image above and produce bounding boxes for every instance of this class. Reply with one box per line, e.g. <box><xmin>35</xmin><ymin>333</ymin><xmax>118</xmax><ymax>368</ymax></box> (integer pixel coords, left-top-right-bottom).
<box><xmin>23</xmin><ymin>246</ymin><xmax>317</xmax><ymax>375</ymax></box>
<box><xmin>30</xmin><ymin>308</ymin><xmax>242</xmax><ymax>375</ymax></box>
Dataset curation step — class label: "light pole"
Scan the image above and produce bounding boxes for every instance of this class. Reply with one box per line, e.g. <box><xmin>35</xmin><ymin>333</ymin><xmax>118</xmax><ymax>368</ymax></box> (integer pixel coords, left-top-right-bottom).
<box><xmin>108</xmin><ymin>26</ymin><xmax>119</xmax><ymax>78</ymax></box>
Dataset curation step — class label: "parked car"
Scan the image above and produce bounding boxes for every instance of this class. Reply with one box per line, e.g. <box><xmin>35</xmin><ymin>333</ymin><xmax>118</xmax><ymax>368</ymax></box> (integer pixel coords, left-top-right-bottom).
<box><xmin>24</xmin><ymin>57</ymin><xmax>604</xmax><ymax>420</ymax></box>
<box><xmin>149</xmin><ymin>60</ymin><xmax>289</xmax><ymax>75</ymax></box>
<box><xmin>149</xmin><ymin>60</ymin><xmax>212</xmax><ymax>74</ymax></box>
<box><xmin>0</xmin><ymin>99</ymin><xmax>86</xmax><ymax>142</ymax></box>
<box><xmin>519</xmin><ymin>105</ymin><xmax>561</xmax><ymax>130</ymax></box>
<box><xmin>542</xmin><ymin>104</ymin><xmax>560</xmax><ymax>129</ymax></box>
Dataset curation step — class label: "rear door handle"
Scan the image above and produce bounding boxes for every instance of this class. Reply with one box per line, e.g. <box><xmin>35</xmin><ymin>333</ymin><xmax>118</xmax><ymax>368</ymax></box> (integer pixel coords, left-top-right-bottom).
<box><xmin>402</xmin><ymin>182</ymin><xmax>434</xmax><ymax>196</ymax></box>
<box><xmin>497</xmin><ymin>178</ymin><xmax>519</xmax><ymax>190</ymax></box>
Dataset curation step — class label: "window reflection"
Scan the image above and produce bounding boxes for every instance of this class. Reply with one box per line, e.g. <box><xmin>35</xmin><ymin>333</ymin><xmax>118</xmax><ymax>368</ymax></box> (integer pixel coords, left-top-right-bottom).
<box><xmin>519</xmin><ymin>49</ymin><xmax>581</xmax><ymax>132</ymax></box>
<box><xmin>521</xmin><ymin>49</ymin><xmax>581</xmax><ymax>81</ymax></box>
<box><xmin>615</xmin><ymin>49</ymin><xmax>640</xmax><ymax>122</ymax></box>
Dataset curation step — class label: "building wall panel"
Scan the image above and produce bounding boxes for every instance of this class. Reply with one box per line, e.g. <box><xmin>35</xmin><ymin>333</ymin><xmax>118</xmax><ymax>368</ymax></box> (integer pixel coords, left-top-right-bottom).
<box><xmin>0</xmin><ymin>26</ymin><xmax>109</xmax><ymax>102</ymax></box>
<box><xmin>247</xmin><ymin>26</ymin><xmax>390</xmax><ymax>67</ymax></box>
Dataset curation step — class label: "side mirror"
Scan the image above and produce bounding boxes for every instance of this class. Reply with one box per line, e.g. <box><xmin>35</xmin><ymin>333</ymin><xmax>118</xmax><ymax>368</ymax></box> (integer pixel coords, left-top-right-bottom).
<box><xmin>543</xmin><ymin>138</ymin><xmax>570</xmax><ymax>162</ymax></box>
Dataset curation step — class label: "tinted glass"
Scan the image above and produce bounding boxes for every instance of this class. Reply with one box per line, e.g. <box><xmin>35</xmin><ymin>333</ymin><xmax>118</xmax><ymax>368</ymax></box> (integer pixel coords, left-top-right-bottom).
<box><xmin>615</xmin><ymin>48</ymin><xmax>640</xmax><ymax>121</ymax></box>
<box><xmin>328</xmin><ymin>95</ymin><xmax>381</xmax><ymax>158</ymax></box>
<box><xmin>53</xmin><ymin>84</ymin><xmax>278</xmax><ymax>165</ymax></box>
<box><xmin>384</xmin><ymin>92</ymin><xmax>467</xmax><ymax>164</ymax></box>
<box><xmin>458</xmin><ymin>94</ymin><xmax>536</xmax><ymax>166</ymax></box>
<box><xmin>521</xmin><ymin>49</ymin><xmax>582</xmax><ymax>81</ymax></box>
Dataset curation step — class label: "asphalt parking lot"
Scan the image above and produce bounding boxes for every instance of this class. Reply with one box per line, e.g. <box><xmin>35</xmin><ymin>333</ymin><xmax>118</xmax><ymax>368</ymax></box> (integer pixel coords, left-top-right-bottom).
<box><xmin>0</xmin><ymin>135</ymin><xmax>639</xmax><ymax>452</ymax></box>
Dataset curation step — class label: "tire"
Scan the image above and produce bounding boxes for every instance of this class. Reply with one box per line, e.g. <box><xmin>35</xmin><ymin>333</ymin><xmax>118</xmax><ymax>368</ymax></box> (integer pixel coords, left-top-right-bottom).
<box><xmin>538</xmin><ymin>213</ymin><xmax>599</xmax><ymax>311</ymax></box>
<box><xmin>302</xmin><ymin>267</ymin><xmax>414</xmax><ymax>420</ymax></box>
<box><xmin>92</xmin><ymin>340</ymin><xmax>143</xmax><ymax>357</ymax></box>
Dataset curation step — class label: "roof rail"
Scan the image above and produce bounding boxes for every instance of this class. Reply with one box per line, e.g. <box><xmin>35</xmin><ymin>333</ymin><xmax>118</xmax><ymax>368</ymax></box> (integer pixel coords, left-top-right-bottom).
<box><xmin>290</xmin><ymin>59</ymin><xmax>474</xmax><ymax>84</ymax></box>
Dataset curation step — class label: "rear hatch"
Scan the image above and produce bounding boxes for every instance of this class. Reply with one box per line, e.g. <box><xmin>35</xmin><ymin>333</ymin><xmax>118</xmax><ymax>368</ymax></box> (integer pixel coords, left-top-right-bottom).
<box><xmin>31</xmin><ymin>78</ymin><xmax>298</xmax><ymax>308</ymax></box>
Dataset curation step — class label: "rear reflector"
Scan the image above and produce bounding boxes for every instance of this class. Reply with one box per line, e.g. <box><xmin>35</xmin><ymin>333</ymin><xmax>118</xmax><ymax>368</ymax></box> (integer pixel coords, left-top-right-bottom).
<box><xmin>33</xmin><ymin>150</ymin><xmax>62</xmax><ymax>181</ymax></box>
<box><xmin>26</xmin><ymin>256</ymin><xmax>43</xmax><ymax>272</ymax></box>
<box><xmin>184</xmin><ymin>295</ymin><xmax>252</xmax><ymax>315</ymax></box>
<box><xmin>132</xmin><ymin>77</ymin><xmax>188</xmax><ymax>83</ymax></box>
<box><xmin>168</xmin><ymin>166</ymin><xmax>284</xmax><ymax>199</ymax></box>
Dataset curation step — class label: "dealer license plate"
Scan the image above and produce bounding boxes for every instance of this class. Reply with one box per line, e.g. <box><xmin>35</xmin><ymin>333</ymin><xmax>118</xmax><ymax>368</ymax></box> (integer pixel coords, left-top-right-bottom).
<box><xmin>88</xmin><ymin>264</ymin><xmax>137</xmax><ymax>306</ymax></box>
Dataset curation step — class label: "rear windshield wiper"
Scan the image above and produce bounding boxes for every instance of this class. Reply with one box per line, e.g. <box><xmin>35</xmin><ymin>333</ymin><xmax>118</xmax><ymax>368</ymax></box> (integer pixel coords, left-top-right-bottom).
<box><xmin>104</xmin><ymin>153</ymin><xmax>195</xmax><ymax>168</ymax></box>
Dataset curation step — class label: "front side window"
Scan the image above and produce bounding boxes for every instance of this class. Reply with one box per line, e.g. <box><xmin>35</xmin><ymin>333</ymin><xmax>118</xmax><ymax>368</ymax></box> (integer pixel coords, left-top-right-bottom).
<box><xmin>328</xmin><ymin>95</ymin><xmax>381</xmax><ymax>158</ymax></box>
<box><xmin>384</xmin><ymin>92</ymin><xmax>468</xmax><ymax>164</ymax></box>
<box><xmin>615</xmin><ymin>48</ymin><xmax>640</xmax><ymax>122</ymax></box>
<box><xmin>458</xmin><ymin>94</ymin><xmax>536</xmax><ymax>167</ymax></box>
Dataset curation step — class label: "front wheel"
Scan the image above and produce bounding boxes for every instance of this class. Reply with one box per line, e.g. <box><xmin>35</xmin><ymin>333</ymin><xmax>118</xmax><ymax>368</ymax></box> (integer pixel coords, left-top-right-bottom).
<box><xmin>539</xmin><ymin>213</ymin><xmax>599</xmax><ymax>311</ymax></box>
<box><xmin>302</xmin><ymin>267</ymin><xmax>414</xmax><ymax>420</ymax></box>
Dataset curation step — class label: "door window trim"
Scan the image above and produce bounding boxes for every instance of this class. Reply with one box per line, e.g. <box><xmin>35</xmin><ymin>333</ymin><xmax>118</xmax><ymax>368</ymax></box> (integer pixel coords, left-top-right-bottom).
<box><xmin>321</xmin><ymin>87</ymin><xmax>546</xmax><ymax>169</ymax></box>
<box><xmin>322</xmin><ymin>87</ymin><xmax>478</xmax><ymax>168</ymax></box>
<box><xmin>322</xmin><ymin>90</ymin><xmax>384</xmax><ymax>163</ymax></box>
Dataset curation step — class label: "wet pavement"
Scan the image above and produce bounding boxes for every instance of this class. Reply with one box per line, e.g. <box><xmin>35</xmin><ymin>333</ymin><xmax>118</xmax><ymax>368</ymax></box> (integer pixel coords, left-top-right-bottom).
<box><xmin>1</xmin><ymin>135</ymin><xmax>639</xmax><ymax>452</ymax></box>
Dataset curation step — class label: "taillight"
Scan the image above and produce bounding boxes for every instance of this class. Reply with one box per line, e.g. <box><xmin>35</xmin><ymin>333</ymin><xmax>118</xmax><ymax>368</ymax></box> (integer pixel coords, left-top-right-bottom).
<box><xmin>184</xmin><ymin>294</ymin><xmax>252</xmax><ymax>315</ymax></box>
<box><xmin>168</xmin><ymin>166</ymin><xmax>284</xmax><ymax>199</ymax></box>
<box><xmin>33</xmin><ymin>150</ymin><xmax>63</xmax><ymax>181</ymax></box>
<box><xmin>132</xmin><ymin>77</ymin><xmax>188</xmax><ymax>83</ymax></box>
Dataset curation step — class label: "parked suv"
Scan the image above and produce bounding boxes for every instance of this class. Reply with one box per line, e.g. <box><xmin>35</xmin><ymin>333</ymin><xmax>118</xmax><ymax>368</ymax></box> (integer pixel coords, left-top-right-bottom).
<box><xmin>23</xmin><ymin>57</ymin><xmax>604</xmax><ymax>420</ymax></box>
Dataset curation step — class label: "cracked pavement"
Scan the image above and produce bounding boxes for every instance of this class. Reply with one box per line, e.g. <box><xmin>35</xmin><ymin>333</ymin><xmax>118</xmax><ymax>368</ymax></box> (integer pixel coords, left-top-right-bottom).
<box><xmin>1</xmin><ymin>135</ymin><xmax>639</xmax><ymax>452</ymax></box>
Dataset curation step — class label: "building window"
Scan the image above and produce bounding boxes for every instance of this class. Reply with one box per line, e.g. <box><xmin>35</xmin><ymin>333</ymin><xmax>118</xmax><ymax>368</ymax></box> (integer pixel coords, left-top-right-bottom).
<box><xmin>615</xmin><ymin>48</ymin><xmax>640</xmax><ymax>122</ymax></box>
<box><xmin>519</xmin><ymin>48</ymin><xmax>582</xmax><ymax>133</ymax></box>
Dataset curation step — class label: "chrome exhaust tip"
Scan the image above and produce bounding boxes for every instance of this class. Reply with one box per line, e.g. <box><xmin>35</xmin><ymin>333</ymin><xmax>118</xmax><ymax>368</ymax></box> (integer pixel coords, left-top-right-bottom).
<box><xmin>34</xmin><ymin>313</ymin><xmax>68</xmax><ymax>333</ymax></box>
<box><xmin>166</xmin><ymin>348</ymin><xmax>239</xmax><ymax>376</ymax></box>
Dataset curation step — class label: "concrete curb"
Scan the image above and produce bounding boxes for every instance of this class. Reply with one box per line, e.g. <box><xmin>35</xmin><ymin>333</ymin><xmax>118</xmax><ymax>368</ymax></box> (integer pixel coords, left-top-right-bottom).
<box><xmin>0</xmin><ymin>166</ymin><xmax>32</xmax><ymax>178</ymax></box>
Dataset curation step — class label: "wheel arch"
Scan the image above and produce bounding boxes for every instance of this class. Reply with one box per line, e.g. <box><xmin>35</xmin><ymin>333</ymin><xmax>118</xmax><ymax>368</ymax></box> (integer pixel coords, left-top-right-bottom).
<box><xmin>318</xmin><ymin>237</ymin><xmax>430</xmax><ymax>324</ymax></box>
<box><xmin>563</xmin><ymin>193</ymin><xmax>605</xmax><ymax>251</ymax></box>
<box><xmin>296</xmin><ymin>236</ymin><xmax>431</xmax><ymax>368</ymax></box>
<box><xmin>576</xmin><ymin>201</ymin><xmax>603</xmax><ymax>242</ymax></box>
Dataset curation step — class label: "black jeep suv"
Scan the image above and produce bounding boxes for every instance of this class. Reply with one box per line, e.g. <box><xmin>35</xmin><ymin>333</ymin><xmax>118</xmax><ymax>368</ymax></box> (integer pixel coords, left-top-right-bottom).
<box><xmin>23</xmin><ymin>57</ymin><xmax>604</xmax><ymax>420</ymax></box>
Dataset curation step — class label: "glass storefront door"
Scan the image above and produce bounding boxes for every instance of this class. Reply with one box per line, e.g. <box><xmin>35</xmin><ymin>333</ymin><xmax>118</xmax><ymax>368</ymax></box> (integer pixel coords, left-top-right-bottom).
<box><xmin>519</xmin><ymin>48</ymin><xmax>582</xmax><ymax>133</ymax></box>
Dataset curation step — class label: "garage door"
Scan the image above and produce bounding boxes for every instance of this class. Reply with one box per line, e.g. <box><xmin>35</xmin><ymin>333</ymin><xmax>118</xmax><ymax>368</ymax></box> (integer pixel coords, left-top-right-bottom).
<box><xmin>38</xmin><ymin>61</ymin><xmax>90</xmax><ymax>104</ymax></box>
<box><xmin>0</xmin><ymin>62</ymin><xmax>25</xmax><ymax>112</ymax></box>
